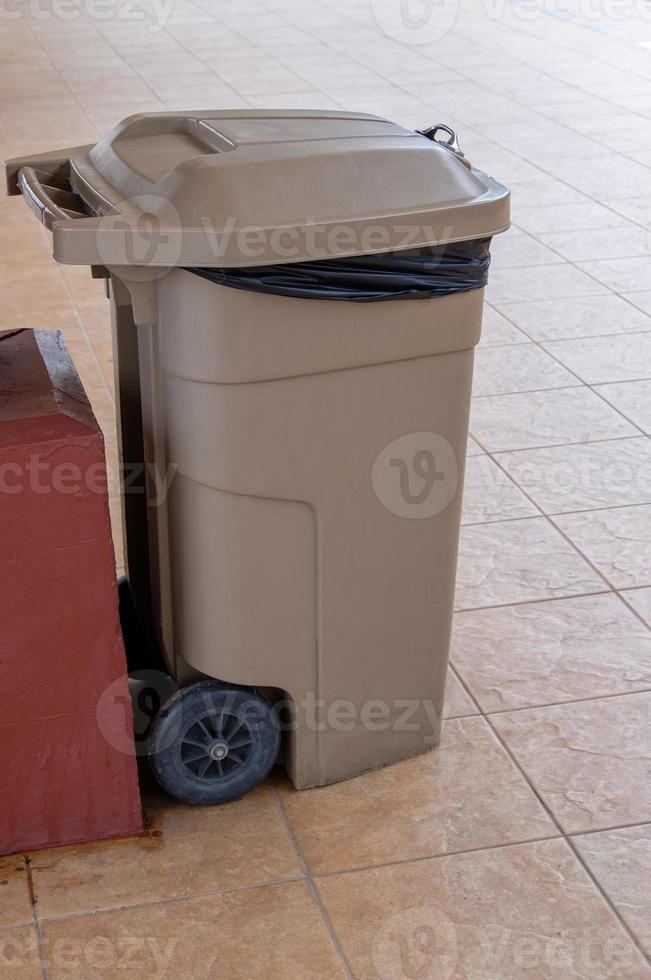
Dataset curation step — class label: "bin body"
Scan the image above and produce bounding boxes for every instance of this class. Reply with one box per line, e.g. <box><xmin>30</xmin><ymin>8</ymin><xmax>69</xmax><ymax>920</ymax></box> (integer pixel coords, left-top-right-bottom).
<box><xmin>131</xmin><ymin>273</ymin><xmax>483</xmax><ymax>787</ymax></box>
<box><xmin>6</xmin><ymin>109</ymin><xmax>509</xmax><ymax>789</ymax></box>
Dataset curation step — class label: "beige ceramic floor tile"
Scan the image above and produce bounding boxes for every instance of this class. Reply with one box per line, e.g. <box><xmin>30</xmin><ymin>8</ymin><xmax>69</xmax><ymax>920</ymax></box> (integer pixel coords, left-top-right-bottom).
<box><xmin>466</xmin><ymin>434</ymin><xmax>483</xmax><ymax>456</ymax></box>
<box><xmin>495</xmin><ymin>295</ymin><xmax>651</xmax><ymax>342</ymax></box>
<box><xmin>317</xmin><ymin>839</ymin><xmax>650</xmax><ymax>980</ymax></box>
<box><xmin>622</xmin><ymin>587</ymin><xmax>651</xmax><ymax>626</ymax></box>
<box><xmin>41</xmin><ymin>881</ymin><xmax>345</xmax><ymax>980</ymax></box>
<box><xmin>554</xmin><ymin>504</ymin><xmax>651</xmax><ymax>590</ymax></box>
<box><xmin>74</xmin><ymin>301</ymin><xmax>112</xmax><ymax>345</ymax></box>
<box><xmin>0</xmin><ymin>269</ymin><xmax>79</xmax><ymax>331</ymax></box>
<box><xmin>0</xmin><ymin>246</ymin><xmax>59</xmax><ymax>284</ymax></box>
<box><xmin>472</xmin><ymin>343</ymin><xmax>577</xmax><ymax>397</ymax></box>
<box><xmin>513</xmin><ymin>201</ymin><xmax>629</xmax><ymax>234</ymax></box>
<box><xmin>0</xmin><ymin>70</ymin><xmax>71</xmax><ymax>104</ymax></box>
<box><xmin>486</xmin><ymin>264</ymin><xmax>607</xmax><ymax>305</ymax></box>
<box><xmin>461</xmin><ymin>455</ymin><xmax>537</xmax><ymax>525</ymax></box>
<box><xmin>455</xmin><ymin>516</ymin><xmax>604</xmax><ymax>610</ymax></box>
<box><xmin>573</xmin><ymin>824</ymin><xmax>651</xmax><ymax>957</ymax></box>
<box><xmin>0</xmin><ymin>855</ymin><xmax>33</xmax><ymax>929</ymax></box>
<box><xmin>146</xmin><ymin>72</ymin><xmax>247</xmax><ymax>104</ymax></box>
<box><xmin>479</xmin><ymin>306</ymin><xmax>528</xmax><ymax>346</ymax></box>
<box><xmin>82</xmin><ymin>101</ymin><xmax>165</xmax><ymax>133</ymax></box>
<box><xmin>543</xmin><ymin>333</ymin><xmax>651</xmax><ymax>385</ymax></box>
<box><xmin>538</xmin><ymin>226</ymin><xmax>651</xmax><ymax>263</ymax></box>
<box><xmin>0</xmin><ymin>212</ymin><xmax>48</xmax><ymax>254</ymax></box>
<box><xmin>73</xmin><ymin>78</ymin><xmax>157</xmax><ymax>110</ymax></box>
<box><xmin>470</xmin><ymin>387</ymin><xmax>637</xmax><ymax>453</ymax></box>
<box><xmin>129</xmin><ymin>51</ymin><xmax>207</xmax><ymax>78</ymax></box>
<box><xmin>595</xmin><ymin>381</ymin><xmax>651</xmax><ymax>434</ymax></box>
<box><xmin>442</xmin><ymin>669</ymin><xmax>479</xmax><ymax>719</ymax></box>
<box><xmin>625</xmin><ymin>292</ymin><xmax>651</xmax><ymax>316</ymax></box>
<box><xmin>492</xmin><ymin>691</ymin><xmax>651</xmax><ymax>833</ymax></box>
<box><xmin>605</xmin><ymin>198</ymin><xmax>651</xmax><ymax>226</ymax></box>
<box><xmin>59</xmin><ymin>267</ymin><xmax>107</xmax><ymax>307</ymax></box>
<box><xmin>90</xmin><ymin>341</ymin><xmax>114</xmax><ymax>388</ymax></box>
<box><xmin>452</xmin><ymin>594</ymin><xmax>651</xmax><ymax>712</ymax></box>
<box><xmin>31</xmin><ymin>785</ymin><xmax>301</xmax><ymax>919</ymax></box>
<box><xmin>545</xmin><ymin>155</ymin><xmax>651</xmax><ymax>201</ymax></box>
<box><xmin>1</xmin><ymin>109</ymin><xmax>97</xmax><ymax>150</ymax></box>
<box><xmin>489</xmin><ymin>231</ymin><xmax>559</xmax><ymax>269</ymax></box>
<box><xmin>279</xmin><ymin>716</ymin><xmax>554</xmax><ymax>874</ymax></box>
<box><xmin>0</xmin><ymin>927</ymin><xmax>43</xmax><ymax>980</ymax></box>
<box><xmin>251</xmin><ymin>92</ymin><xmax>340</xmax><ymax>110</ymax></box>
<box><xmin>508</xmin><ymin>179</ymin><xmax>588</xmax><ymax>208</ymax></box>
<box><xmin>495</xmin><ymin>437</ymin><xmax>651</xmax><ymax>514</ymax></box>
<box><xmin>578</xmin><ymin>257</ymin><xmax>651</xmax><ymax>293</ymax></box>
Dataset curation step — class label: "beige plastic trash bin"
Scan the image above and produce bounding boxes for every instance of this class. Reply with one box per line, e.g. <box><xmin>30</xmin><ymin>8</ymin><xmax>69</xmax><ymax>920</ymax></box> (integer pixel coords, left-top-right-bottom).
<box><xmin>6</xmin><ymin>111</ymin><xmax>509</xmax><ymax>804</ymax></box>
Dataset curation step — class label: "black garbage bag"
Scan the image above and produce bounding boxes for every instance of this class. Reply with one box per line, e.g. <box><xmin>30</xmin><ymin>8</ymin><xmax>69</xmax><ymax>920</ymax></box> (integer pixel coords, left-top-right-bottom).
<box><xmin>187</xmin><ymin>237</ymin><xmax>491</xmax><ymax>302</ymax></box>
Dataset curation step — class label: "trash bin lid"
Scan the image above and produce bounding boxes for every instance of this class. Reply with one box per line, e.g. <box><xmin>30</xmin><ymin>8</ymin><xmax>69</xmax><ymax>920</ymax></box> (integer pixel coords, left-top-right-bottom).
<box><xmin>6</xmin><ymin>110</ymin><xmax>509</xmax><ymax>268</ymax></box>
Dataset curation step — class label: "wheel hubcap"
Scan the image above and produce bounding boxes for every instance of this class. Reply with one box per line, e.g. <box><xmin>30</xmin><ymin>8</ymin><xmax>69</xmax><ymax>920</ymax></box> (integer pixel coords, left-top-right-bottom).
<box><xmin>209</xmin><ymin>741</ymin><xmax>229</xmax><ymax>761</ymax></box>
<box><xmin>180</xmin><ymin>710</ymin><xmax>253</xmax><ymax>780</ymax></box>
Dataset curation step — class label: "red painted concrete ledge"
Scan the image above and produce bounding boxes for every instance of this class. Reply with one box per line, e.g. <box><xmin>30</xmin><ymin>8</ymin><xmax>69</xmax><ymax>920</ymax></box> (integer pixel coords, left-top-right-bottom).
<box><xmin>0</xmin><ymin>328</ymin><xmax>143</xmax><ymax>854</ymax></box>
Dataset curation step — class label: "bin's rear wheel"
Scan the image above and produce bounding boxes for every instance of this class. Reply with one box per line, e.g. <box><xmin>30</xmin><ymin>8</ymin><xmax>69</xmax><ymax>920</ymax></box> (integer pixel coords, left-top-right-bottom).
<box><xmin>149</xmin><ymin>682</ymin><xmax>280</xmax><ymax>805</ymax></box>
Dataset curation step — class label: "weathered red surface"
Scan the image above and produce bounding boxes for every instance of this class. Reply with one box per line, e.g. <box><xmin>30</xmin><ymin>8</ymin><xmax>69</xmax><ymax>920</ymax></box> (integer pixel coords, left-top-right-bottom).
<box><xmin>0</xmin><ymin>328</ymin><xmax>143</xmax><ymax>854</ymax></box>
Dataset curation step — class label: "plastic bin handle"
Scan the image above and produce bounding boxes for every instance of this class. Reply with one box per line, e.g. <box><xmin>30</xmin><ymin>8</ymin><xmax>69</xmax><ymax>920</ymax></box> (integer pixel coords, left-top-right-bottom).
<box><xmin>17</xmin><ymin>166</ymin><xmax>86</xmax><ymax>230</ymax></box>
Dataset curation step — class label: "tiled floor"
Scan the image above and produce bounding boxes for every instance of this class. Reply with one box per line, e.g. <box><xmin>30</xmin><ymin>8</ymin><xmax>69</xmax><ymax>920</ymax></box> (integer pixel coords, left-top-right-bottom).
<box><xmin>2</xmin><ymin>0</ymin><xmax>651</xmax><ymax>976</ymax></box>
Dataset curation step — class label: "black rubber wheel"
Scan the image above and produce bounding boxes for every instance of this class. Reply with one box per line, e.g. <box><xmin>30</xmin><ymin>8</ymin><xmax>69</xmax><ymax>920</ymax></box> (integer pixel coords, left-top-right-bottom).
<box><xmin>149</xmin><ymin>681</ymin><xmax>280</xmax><ymax>805</ymax></box>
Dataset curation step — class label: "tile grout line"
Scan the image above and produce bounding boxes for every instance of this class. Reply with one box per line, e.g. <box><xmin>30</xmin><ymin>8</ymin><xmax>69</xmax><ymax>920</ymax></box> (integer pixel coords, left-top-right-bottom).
<box><xmin>487</xmin><ymin>431</ymin><xmax>646</xmax><ymax>451</ymax></box>
<box><xmin>310</xmin><ymin>833</ymin><xmax>562</xmax><ymax>881</ymax></box>
<box><xmin>24</xmin><ymin>856</ymin><xmax>49</xmax><ymax>980</ymax></box>
<box><xmin>491</xmin><ymin>295</ymin><xmax>651</xmax><ymax>335</ymax></box>
<box><xmin>455</xmin><ymin>587</ymin><xmax>613</xmax><ymax>615</ymax></box>
<box><xmin>479</xmin><ymin>687</ymin><xmax>651</xmax><ymax>717</ymax></box>
<box><xmin>29</xmin><ymin>873</ymin><xmax>307</xmax><ymax>929</ymax></box>
<box><xmin>473</xmin><ymin>380</ymin><xmax>586</xmax><ymax>397</ymax></box>
<box><xmin>462</xmin><ymin>497</ymin><xmax>651</xmax><ymax>529</ymax></box>
<box><xmin>468</xmin><ymin>434</ymin><xmax>644</xmax><ymax>455</ymax></box>
<box><xmin>270</xmin><ymin>787</ymin><xmax>354</xmax><ymax>980</ymax></box>
<box><xmin>565</xmin><ymin>834</ymin><xmax>651</xmax><ymax>965</ymax></box>
<box><xmin>546</xmin><ymin>510</ymin><xmax>639</xmax><ymax>595</ymax></box>
<box><xmin>614</xmin><ymin>589</ymin><xmax>651</xmax><ymax>632</ymax></box>
<box><xmin>483</xmin><ymin>321</ymin><xmax>651</xmax><ymax>347</ymax></box>
<box><xmin>540</xmin><ymin>500</ymin><xmax>651</xmax><ymax>520</ymax></box>
<box><xmin>568</xmin><ymin>819</ymin><xmax>651</xmax><ymax>839</ymax></box>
